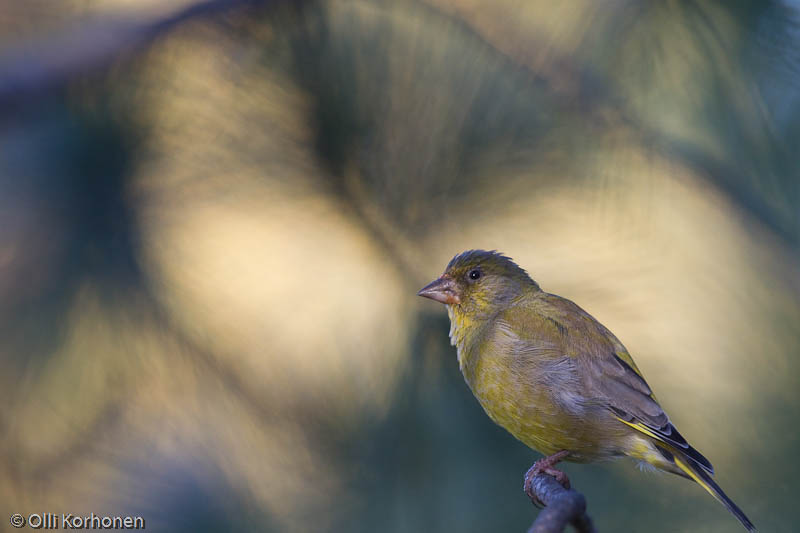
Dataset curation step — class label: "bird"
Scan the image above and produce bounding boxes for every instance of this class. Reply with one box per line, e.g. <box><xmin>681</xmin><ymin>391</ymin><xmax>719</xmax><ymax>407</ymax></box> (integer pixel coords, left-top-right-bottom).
<box><xmin>417</xmin><ymin>249</ymin><xmax>755</xmax><ymax>531</ymax></box>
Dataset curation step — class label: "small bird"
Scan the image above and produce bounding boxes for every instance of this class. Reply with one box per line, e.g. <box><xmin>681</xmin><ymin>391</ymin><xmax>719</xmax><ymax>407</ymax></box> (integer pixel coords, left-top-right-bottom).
<box><xmin>418</xmin><ymin>250</ymin><xmax>755</xmax><ymax>531</ymax></box>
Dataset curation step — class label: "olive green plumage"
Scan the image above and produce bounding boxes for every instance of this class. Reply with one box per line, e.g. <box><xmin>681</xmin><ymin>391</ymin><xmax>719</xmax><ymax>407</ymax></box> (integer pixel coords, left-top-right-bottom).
<box><xmin>418</xmin><ymin>250</ymin><xmax>755</xmax><ymax>532</ymax></box>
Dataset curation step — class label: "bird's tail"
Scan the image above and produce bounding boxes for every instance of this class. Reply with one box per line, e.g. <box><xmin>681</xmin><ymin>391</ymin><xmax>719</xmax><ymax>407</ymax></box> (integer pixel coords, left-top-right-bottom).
<box><xmin>656</xmin><ymin>444</ymin><xmax>756</xmax><ymax>532</ymax></box>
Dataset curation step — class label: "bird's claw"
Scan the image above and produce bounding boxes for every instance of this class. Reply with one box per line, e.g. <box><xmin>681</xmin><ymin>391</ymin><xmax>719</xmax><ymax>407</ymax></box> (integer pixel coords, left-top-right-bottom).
<box><xmin>523</xmin><ymin>450</ymin><xmax>571</xmax><ymax>507</ymax></box>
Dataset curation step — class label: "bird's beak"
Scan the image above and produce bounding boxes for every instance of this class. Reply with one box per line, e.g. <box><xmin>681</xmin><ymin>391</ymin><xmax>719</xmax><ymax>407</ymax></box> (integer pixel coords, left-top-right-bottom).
<box><xmin>417</xmin><ymin>276</ymin><xmax>460</xmax><ymax>305</ymax></box>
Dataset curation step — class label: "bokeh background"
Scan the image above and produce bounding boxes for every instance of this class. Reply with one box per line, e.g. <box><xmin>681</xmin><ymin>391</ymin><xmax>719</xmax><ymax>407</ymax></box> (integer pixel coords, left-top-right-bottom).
<box><xmin>1</xmin><ymin>1</ymin><xmax>799</xmax><ymax>531</ymax></box>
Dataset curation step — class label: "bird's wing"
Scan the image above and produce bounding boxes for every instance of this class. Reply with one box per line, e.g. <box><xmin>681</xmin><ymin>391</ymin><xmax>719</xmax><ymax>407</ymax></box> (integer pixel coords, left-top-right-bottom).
<box><xmin>585</xmin><ymin>346</ymin><xmax>714</xmax><ymax>474</ymax></box>
<box><xmin>535</xmin><ymin>293</ymin><xmax>714</xmax><ymax>475</ymax></box>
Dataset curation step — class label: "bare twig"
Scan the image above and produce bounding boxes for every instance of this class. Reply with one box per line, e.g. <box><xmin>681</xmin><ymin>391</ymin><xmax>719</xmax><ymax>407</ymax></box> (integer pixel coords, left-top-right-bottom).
<box><xmin>526</xmin><ymin>473</ymin><xmax>596</xmax><ymax>533</ymax></box>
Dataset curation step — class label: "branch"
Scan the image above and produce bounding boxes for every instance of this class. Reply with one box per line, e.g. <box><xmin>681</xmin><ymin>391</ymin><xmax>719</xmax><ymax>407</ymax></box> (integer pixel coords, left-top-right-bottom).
<box><xmin>526</xmin><ymin>473</ymin><xmax>596</xmax><ymax>533</ymax></box>
<box><xmin>0</xmin><ymin>0</ymin><xmax>293</xmax><ymax>111</ymax></box>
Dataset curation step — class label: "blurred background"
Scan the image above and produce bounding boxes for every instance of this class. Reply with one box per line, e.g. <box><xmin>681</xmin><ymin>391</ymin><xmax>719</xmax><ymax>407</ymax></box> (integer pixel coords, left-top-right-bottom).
<box><xmin>1</xmin><ymin>0</ymin><xmax>798</xmax><ymax>531</ymax></box>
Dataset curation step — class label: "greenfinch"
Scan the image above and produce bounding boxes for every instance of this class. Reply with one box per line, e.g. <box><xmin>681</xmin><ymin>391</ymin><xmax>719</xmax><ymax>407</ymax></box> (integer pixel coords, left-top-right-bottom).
<box><xmin>418</xmin><ymin>250</ymin><xmax>755</xmax><ymax>531</ymax></box>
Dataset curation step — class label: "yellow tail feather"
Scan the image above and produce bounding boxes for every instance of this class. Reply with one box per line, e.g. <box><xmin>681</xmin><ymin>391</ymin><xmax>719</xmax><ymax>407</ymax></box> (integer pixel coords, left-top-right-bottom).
<box><xmin>666</xmin><ymin>447</ymin><xmax>756</xmax><ymax>532</ymax></box>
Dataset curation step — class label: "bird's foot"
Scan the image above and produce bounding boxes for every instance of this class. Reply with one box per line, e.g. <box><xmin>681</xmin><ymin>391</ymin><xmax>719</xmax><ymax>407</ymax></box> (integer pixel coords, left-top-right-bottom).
<box><xmin>523</xmin><ymin>450</ymin><xmax>571</xmax><ymax>507</ymax></box>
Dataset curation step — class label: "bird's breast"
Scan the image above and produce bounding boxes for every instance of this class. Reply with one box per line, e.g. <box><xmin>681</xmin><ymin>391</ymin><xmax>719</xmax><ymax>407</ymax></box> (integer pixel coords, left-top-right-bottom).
<box><xmin>454</xmin><ymin>326</ymin><xmax>622</xmax><ymax>461</ymax></box>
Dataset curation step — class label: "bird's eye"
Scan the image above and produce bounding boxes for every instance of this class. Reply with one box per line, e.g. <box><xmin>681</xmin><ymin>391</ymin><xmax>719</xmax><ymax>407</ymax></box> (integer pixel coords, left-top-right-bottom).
<box><xmin>468</xmin><ymin>269</ymin><xmax>481</xmax><ymax>281</ymax></box>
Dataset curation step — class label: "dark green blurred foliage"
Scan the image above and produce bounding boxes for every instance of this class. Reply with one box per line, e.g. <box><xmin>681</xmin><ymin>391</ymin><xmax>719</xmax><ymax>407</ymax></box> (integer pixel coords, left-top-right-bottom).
<box><xmin>285</xmin><ymin>1</ymin><xmax>559</xmax><ymax>233</ymax></box>
<box><xmin>1</xmin><ymin>1</ymin><xmax>799</xmax><ymax>532</ymax></box>
<box><xmin>0</xmin><ymin>84</ymin><xmax>145</xmax><ymax>369</ymax></box>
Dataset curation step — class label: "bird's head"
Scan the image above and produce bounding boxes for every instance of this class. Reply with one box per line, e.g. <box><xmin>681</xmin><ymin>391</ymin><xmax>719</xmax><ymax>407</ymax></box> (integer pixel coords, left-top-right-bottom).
<box><xmin>418</xmin><ymin>250</ymin><xmax>539</xmax><ymax>317</ymax></box>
